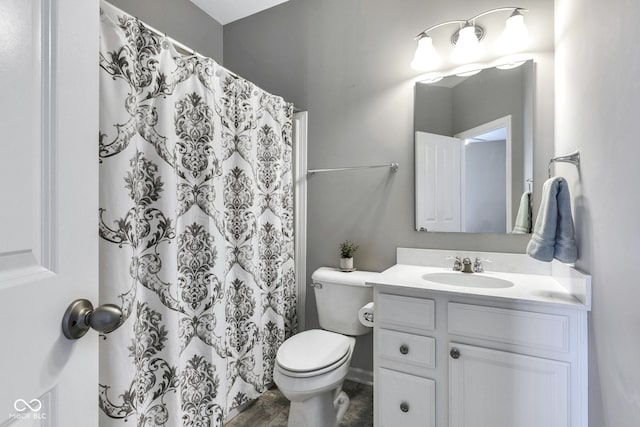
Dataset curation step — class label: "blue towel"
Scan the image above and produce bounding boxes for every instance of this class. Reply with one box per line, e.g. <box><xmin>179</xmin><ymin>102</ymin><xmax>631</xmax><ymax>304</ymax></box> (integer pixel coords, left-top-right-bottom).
<box><xmin>526</xmin><ymin>177</ymin><xmax>577</xmax><ymax>263</ymax></box>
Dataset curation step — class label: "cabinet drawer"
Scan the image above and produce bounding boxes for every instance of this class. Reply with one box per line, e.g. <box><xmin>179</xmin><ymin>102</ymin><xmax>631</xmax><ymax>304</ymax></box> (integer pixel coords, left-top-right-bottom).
<box><xmin>378</xmin><ymin>328</ymin><xmax>435</xmax><ymax>369</ymax></box>
<box><xmin>448</xmin><ymin>303</ymin><xmax>570</xmax><ymax>353</ymax></box>
<box><xmin>378</xmin><ymin>368</ymin><xmax>435</xmax><ymax>427</ymax></box>
<box><xmin>377</xmin><ymin>293</ymin><xmax>435</xmax><ymax>332</ymax></box>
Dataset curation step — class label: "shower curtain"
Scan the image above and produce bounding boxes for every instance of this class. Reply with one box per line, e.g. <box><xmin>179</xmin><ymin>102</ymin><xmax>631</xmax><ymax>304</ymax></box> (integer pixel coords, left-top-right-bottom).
<box><xmin>97</xmin><ymin>2</ymin><xmax>296</xmax><ymax>425</ymax></box>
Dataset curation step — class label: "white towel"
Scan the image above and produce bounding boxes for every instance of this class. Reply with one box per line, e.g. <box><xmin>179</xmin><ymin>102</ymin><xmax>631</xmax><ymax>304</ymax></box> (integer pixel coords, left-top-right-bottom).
<box><xmin>526</xmin><ymin>177</ymin><xmax>577</xmax><ymax>263</ymax></box>
<box><xmin>512</xmin><ymin>192</ymin><xmax>532</xmax><ymax>234</ymax></box>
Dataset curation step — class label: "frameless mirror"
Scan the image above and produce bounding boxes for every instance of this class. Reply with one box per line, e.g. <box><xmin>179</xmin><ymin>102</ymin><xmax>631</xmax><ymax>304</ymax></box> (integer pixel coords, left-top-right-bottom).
<box><xmin>414</xmin><ymin>60</ymin><xmax>534</xmax><ymax>233</ymax></box>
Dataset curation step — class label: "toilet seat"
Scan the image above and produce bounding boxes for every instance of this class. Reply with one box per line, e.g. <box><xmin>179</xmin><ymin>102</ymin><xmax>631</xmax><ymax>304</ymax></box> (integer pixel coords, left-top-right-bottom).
<box><xmin>277</xmin><ymin>350</ymin><xmax>350</xmax><ymax>378</ymax></box>
<box><xmin>276</xmin><ymin>329</ymin><xmax>351</xmax><ymax>377</ymax></box>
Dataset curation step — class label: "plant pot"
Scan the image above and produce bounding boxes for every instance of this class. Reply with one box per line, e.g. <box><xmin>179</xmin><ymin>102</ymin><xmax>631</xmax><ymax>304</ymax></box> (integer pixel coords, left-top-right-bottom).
<box><xmin>340</xmin><ymin>257</ymin><xmax>353</xmax><ymax>270</ymax></box>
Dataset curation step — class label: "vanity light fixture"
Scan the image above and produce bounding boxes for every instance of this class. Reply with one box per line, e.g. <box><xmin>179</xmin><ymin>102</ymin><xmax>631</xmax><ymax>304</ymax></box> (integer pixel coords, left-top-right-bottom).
<box><xmin>410</xmin><ymin>36</ymin><xmax>440</xmax><ymax>71</ymax></box>
<box><xmin>412</xmin><ymin>7</ymin><xmax>530</xmax><ymax>72</ymax></box>
<box><xmin>451</xmin><ymin>23</ymin><xmax>482</xmax><ymax>64</ymax></box>
<box><xmin>496</xmin><ymin>9</ymin><xmax>532</xmax><ymax>54</ymax></box>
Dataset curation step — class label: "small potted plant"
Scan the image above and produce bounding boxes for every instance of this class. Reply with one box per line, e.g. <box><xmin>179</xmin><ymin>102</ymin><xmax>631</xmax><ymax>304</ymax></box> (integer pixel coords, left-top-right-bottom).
<box><xmin>339</xmin><ymin>240</ymin><xmax>359</xmax><ymax>271</ymax></box>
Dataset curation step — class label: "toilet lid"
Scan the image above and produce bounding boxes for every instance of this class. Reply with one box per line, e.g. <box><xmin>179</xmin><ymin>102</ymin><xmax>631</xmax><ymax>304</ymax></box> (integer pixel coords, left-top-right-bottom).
<box><xmin>276</xmin><ymin>329</ymin><xmax>351</xmax><ymax>373</ymax></box>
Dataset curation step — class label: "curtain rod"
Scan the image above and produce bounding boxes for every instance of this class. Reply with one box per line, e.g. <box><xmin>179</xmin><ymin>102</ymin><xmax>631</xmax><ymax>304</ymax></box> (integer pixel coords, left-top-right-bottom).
<box><xmin>308</xmin><ymin>163</ymin><xmax>399</xmax><ymax>176</ymax></box>
<box><xmin>103</xmin><ymin>1</ymin><xmax>299</xmax><ymax>111</ymax></box>
<box><xmin>103</xmin><ymin>1</ymin><xmax>198</xmax><ymax>56</ymax></box>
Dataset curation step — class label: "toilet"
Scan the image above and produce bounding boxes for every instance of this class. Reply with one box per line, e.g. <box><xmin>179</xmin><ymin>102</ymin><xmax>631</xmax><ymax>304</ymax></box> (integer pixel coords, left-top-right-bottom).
<box><xmin>273</xmin><ymin>267</ymin><xmax>377</xmax><ymax>427</ymax></box>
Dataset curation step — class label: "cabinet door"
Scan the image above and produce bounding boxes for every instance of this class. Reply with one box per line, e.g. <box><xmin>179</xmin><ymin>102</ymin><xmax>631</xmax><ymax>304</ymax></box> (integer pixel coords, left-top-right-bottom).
<box><xmin>449</xmin><ymin>343</ymin><xmax>569</xmax><ymax>427</ymax></box>
<box><xmin>378</xmin><ymin>368</ymin><xmax>435</xmax><ymax>427</ymax></box>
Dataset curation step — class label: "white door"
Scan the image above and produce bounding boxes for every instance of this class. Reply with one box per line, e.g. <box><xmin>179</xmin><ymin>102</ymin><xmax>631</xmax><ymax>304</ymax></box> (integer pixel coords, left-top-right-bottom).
<box><xmin>415</xmin><ymin>132</ymin><xmax>463</xmax><ymax>232</ymax></box>
<box><xmin>0</xmin><ymin>0</ymin><xmax>99</xmax><ymax>426</ymax></box>
<box><xmin>449</xmin><ymin>343</ymin><xmax>570</xmax><ymax>427</ymax></box>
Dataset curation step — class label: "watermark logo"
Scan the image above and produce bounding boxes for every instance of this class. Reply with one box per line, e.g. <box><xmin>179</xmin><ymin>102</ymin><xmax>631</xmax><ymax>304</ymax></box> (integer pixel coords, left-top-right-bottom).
<box><xmin>14</xmin><ymin>399</ymin><xmax>42</xmax><ymax>412</ymax></box>
<box><xmin>9</xmin><ymin>398</ymin><xmax>46</xmax><ymax>420</ymax></box>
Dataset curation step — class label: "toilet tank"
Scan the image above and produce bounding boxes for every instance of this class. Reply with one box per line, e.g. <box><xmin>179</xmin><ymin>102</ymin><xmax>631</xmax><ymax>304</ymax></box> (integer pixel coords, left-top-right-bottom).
<box><xmin>311</xmin><ymin>267</ymin><xmax>378</xmax><ymax>336</ymax></box>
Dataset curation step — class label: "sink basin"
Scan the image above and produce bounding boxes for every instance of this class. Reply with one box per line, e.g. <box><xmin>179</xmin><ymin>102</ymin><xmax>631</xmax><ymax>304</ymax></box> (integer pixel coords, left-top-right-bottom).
<box><xmin>422</xmin><ymin>272</ymin><xmax>514</xmax><ymax>289</ymax></box>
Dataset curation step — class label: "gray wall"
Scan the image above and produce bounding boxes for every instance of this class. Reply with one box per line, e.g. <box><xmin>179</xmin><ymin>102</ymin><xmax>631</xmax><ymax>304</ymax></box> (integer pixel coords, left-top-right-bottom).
<box><xmin>452</xmin><ymin>65</ymin><xmax>528</xmax><ymax>221</ymax></box>
<box><xmin>556</xmin><ymin>0</ymin><xmax>640</xmax><ymax>425</ymax></box>
<box><xmin>453</xmin><ymin>66</ymin><xmax>527</xmax><ymax>222</ymax></box>
<box><xmin>452</xmin><ymin>65</ymin><xmax>526</xmax><ymax>136</ymax></box>
<box><xmin>414</xmin><ymin>85</ymin><xmax>453</xmax><ymax>135</ymax></box>
<box><xmin>464</xmin><ymin>140</ymin><xmax>507</xmax><ymax>233</ymax></box>
<box><xmin>107</xmin><ymin>0</ymin><xmax>223</xmax><ymax>63</ymax></box>
<box><xmin>224</xmin><ymin>0</ymin><xmax>554</xmax><ymax>372</ymax></box>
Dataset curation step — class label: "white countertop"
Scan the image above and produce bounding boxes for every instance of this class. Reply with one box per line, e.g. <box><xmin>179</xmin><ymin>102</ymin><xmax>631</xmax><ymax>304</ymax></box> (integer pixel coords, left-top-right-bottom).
<box><xmin>369</xmin><ymin>263</ymin><xmax>590</xmax><ymax>310</ymax></box>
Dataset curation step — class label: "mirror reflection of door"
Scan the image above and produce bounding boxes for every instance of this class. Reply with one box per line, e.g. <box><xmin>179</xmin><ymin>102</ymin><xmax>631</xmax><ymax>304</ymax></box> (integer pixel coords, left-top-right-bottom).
<box><xmin>415</xmin><ymin>132</ymin><xmax>463</xmax><ymax>232</ymax></box>
<box><xmin>455</xmin><ymin>116</ymin><xmax>511</xmax><ymax>233</ymax></box>
<box><xmin>416</xmin><ymin>116</ymin><xmax>510</xmax><ymax>233</ymax></box>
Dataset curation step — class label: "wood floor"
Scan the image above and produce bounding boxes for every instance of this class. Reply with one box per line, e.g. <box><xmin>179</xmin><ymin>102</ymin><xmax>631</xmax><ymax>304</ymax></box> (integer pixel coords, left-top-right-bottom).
<box><xmin>225</xmin><ymin>380</ymin><xmax>373</xmax><ymax>427</ymax></box>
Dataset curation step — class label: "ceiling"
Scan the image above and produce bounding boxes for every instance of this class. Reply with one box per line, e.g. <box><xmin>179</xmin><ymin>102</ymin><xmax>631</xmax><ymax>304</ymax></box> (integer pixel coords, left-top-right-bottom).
<box><xmin>190</xmin><ymin>0</ymin><xmax>290</xmax><ymax>25</ymax></box>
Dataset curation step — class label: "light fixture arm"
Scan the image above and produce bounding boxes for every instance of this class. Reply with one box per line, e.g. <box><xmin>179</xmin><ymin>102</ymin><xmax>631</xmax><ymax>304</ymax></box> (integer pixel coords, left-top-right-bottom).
<box><xmin>414</xmin><ymin>20</ymin><xmax>467</xmax><ymax>39</ymax></box>
<box><xmin>415</xmin><ymin>7</ymin><xmax>528</xmax><ymax>39</ymax></box>
<box><xmin>468</xmin><ymin>7</ymin><xmax>528</xmax><ymax>22</ymax></box>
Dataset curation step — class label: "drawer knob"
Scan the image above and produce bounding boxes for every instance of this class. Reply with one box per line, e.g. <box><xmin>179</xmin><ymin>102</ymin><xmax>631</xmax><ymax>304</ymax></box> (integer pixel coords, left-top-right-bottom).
<box><xmin>450</xmin><ymin>347</ymin><xmax>461</xmax><ymax>359</ymax></box>
<box><xmin>399</xmin><ymin>344</ymin><xmax>409</xmax><ymax>355</ymax></box>
<box><xmin>400</xmin><ymin>402</ymin><xmax>410</xmax><ymax>413</ymax></box>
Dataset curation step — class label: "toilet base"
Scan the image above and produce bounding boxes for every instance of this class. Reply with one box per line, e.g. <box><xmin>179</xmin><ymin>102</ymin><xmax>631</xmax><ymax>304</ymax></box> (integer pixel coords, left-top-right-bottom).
<box><xmin>287</xmin><ymin>388</ymin><xmax>350</xmax><ymax>427</ymax></box>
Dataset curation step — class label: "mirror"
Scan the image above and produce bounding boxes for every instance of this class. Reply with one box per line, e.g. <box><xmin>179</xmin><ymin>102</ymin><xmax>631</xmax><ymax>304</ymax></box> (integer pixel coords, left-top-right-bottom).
<box><xmin>414</xmin><ymin>60</ymin><xmax>534</xmax><ymax>233</ymax></box>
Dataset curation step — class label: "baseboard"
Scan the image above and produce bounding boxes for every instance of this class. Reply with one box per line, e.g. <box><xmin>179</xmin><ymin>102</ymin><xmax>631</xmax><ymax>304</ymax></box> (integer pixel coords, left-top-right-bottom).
<box><xmin>347</xmin><ymin>367</ymin><xmax>374</xmax><ymax>386</ymax></box>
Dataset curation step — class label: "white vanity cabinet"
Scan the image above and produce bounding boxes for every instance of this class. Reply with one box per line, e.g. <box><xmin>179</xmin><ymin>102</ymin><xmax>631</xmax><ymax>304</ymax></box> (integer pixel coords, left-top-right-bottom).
<box><xmin>373</xmin><ymin>288</ymin><xmax>588</xmax><ymax>427</ymax></box>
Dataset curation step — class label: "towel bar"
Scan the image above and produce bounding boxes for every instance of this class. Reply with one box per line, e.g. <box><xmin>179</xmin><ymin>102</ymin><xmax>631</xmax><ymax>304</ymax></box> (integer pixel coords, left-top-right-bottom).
<box><xmin>308</xmin><ymin>162</ymin><xmax>399</xmax><ymax>176</ymax></box>
<box><xmin>548</xmin><ymin>151</ymin><xmax>580</xmax><ymax>178</ymax></box>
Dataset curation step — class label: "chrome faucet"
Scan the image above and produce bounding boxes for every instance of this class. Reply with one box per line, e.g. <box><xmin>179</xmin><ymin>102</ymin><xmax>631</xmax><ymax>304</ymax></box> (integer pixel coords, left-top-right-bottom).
<box><xmin>452</xmin><ymin>256</ymin><xmax>474</xmax><ymax>273</ymax></box>
<box><xmin>460</xmin><ymin>257</ymin><xmax>474</xmax><ymax>273</ymax></box>
<box><xmin>452</xmin><ymin>256</ymin><xmax>486</xmax><ymax>273</ymax></box>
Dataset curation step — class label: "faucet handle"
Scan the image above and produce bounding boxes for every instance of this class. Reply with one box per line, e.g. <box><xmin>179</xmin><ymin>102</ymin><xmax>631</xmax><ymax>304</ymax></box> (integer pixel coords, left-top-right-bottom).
<box><xmin>447</xmin><ymin>256</ymin><xmax>463</xmax><ymax>271</ymax></box>
<box><xmin>473</xmin><ymin>257</ymin><xmax>485</xmax><ymax>273</ymax></box>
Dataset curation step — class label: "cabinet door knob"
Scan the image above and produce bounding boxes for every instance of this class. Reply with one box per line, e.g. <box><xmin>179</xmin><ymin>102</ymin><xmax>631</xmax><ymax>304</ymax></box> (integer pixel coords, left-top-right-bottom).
<box><xmin>399</xmin><ymin>344</ymin><xmax>409</xmax><ymax>355</ymax></box>
<box><xmin>400</xmin><ymin>402</ymin><xmax>410</xmax><ymax>413</ymax></box>
<box><xmin>450</xmin><ymin>347</ymin><xmax>461</xmax><ymax>359</ymax></box>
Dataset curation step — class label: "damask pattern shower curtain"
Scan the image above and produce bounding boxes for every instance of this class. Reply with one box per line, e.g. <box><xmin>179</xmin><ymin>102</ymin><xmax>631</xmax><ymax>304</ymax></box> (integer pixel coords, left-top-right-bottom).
<box><xmin>97</xmin><ymin>2</ymin><xmax>296</xmax><ymax>425</ymax></box>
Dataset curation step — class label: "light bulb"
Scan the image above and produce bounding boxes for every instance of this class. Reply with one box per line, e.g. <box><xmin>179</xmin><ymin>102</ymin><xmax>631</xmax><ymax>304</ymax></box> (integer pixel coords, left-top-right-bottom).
<box><xmin>496</xmin><ymin>11</ymin><xmax>532</xmax><ymax>54</ymax></box>
<box><xmin>451</xmin><ymin>25</ymin><xmax>481</xmax><ymax>64</ymax></box>
<box><xmin>411</xmin><ymin>36</ymin><xmax>440</xmax><ymax>71</ymax></box>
